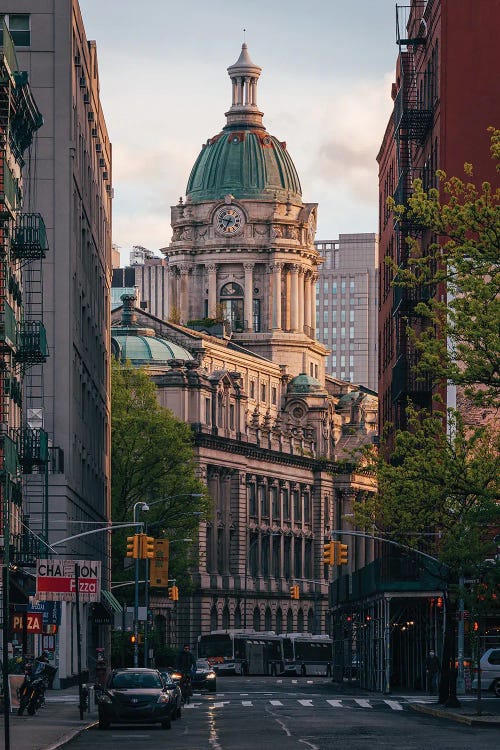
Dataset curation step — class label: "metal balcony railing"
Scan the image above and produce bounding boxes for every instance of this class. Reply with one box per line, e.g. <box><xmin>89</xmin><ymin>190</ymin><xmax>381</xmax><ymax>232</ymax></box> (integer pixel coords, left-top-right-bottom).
<box><xmin>0</xmin><ymin>433</ymin><xmax>20</xmax><ymax>477</ymax></box>
<box><xmin>16</xmin><ymin>427</ymin><xmax>49</xmax><ymax>473</ymax></box>
<box><xmin>15</xmin><ymin>320</ymin><xmax>48</xmax><ymax>364</ymax></box>
<box><xmin>11</xmin><ymin>213</ymin><xmax>49</xmax><ymax>260</ymax></box>
<box><xmin>392</xmin><ymin>352</ymin><xmax>433</xmax><ymax>402</ymax></box>
<box><xmin>394</xmin><ymin>72</ymin><xmax>434</xmax><ymax>142</ymax></box>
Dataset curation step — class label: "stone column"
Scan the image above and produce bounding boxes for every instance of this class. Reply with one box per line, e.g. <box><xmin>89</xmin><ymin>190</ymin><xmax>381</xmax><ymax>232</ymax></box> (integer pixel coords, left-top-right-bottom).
<box><xmin>271</xmin><ymin>262</ymin><xmax>283</xmax><ymax>330</ymax></box>
<box><xmin>207</xmin><ymin>264</ymin><xmax>217</xmax><ymax>318</ymax></box>
<box><xmin>304</xmin><ymin>272</ymin><xmax>311</xmax><ymax>332</ymax></box>
<box><xmin>244</xmin><ymin>262</ymin><xmax>254</xmax><ymax>331</ymax></box>
<box><xmin>290</xmin><ymin>265</ymin><xmax>299</xmax><ymax>331</ymax></box>
<box><xmin>267</xmin><ymin>267</ymin><xmax>274</xmax><ymax>331</ymax></box>
<box><xmin>167</xmin><ymin>265</ymin><xmax>177</xmax><ymax>320</ymax></box>
<box><xmin>284</xmin><ymin>267</ymin><xmax>291</xmax><ymax>331</ymax></box>
<box><xmin>297</xmin><ymin>269</ymin><xmax>305</xmax><ymax>333</ymax></box>
<box><xmin>179</xmin><ymin>264</ymin><xmax>191</xmax><ymax>324</ymax></box>
<box><xmin>311</xmin><ymin>273</ymin><xmax>318</xmax><ymax>333</ymax></box>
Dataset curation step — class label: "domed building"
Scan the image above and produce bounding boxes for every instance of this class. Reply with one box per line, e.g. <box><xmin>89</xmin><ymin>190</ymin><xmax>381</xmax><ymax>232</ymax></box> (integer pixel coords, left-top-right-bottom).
<box><xmin>112</xmin><ymin>46</ymin><xmax>378</xmax><ymax>652</ymax></box>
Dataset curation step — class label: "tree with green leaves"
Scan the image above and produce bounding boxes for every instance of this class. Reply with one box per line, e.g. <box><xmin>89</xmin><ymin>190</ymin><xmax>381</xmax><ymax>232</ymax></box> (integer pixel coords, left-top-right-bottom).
<box><xmin>111</xmin><ymin>359</ymin><xmax>209</xmax><ymax>590</ymax></box>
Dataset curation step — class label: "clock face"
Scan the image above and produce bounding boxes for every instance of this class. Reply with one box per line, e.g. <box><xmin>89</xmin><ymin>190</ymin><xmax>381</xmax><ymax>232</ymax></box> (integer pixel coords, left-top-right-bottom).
<box><xmin>215</xmin><ymin>206</ymin><xmax>244</xmax><ymax>235</ymax></box>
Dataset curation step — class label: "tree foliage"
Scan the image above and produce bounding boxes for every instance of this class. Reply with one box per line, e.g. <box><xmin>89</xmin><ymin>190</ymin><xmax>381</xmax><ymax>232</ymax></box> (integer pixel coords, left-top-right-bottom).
<box><xmin>111</xmin><ymin>360</ymin><xmax>210</xmax><ymax>589</ymax></box>
<box><xmin>354</xmin><ymin>407</ymin><xmax>500</xmax><ymax>579</ymax></box>
<box><xmin>390</xmin><ymin>127</ymin><xmax>500</xmax><ymax>407</ymax></box>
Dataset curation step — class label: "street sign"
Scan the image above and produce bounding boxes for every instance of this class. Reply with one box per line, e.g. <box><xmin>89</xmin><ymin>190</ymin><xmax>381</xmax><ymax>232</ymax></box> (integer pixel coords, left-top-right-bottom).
<box><xmin>35</xmin><ymin>559</ymin><xmax>101</xmax><ymax>603</ymax></box>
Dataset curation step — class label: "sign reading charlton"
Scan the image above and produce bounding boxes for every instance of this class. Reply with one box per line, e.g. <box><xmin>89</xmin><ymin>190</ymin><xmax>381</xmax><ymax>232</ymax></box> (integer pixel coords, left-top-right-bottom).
<box><xmin>35</xmin><ymin>559</ymin><xmax>101</xmax><ymax>603</ymax></box>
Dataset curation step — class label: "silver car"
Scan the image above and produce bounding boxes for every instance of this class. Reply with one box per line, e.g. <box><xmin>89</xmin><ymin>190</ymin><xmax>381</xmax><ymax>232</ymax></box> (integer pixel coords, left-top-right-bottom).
<box><xmin>471</xmin><ymin>648</ymin><xmax>500</xmax><ymax>696</ymax></box>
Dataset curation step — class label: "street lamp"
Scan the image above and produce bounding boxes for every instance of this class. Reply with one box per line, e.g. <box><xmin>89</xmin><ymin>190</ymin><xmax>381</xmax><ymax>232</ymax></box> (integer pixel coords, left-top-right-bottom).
<box><xmin>133</xmin><ymin>501</ymin><xmax>149</xmax><ymax>667</ymax></box>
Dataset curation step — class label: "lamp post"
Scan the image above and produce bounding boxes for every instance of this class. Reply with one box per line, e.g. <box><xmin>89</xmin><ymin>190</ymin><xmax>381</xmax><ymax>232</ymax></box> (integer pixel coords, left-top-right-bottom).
<box><xmin>133</xmin><ymin>501</ymin><xmax>149</xmax><ymax>667</ymax></box>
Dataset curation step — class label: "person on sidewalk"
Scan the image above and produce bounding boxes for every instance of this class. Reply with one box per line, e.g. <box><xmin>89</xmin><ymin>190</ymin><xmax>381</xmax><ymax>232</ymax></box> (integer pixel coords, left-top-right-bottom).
<box><xmin>425</xmin><ymin>650</ymin><xmax>440</xmax><ymax>694</ymax></box>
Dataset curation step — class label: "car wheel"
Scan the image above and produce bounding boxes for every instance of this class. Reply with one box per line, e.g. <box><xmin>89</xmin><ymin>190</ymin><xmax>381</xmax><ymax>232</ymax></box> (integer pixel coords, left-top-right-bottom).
<box><xmin>161</xmin><ymin>719</ymin><xmax>171</xmax><ymax>729</ymax></box>
<box><xmin>493</xmin><ymin>679</ymin><xmax>500</xmax><ymax>698</ymax></box>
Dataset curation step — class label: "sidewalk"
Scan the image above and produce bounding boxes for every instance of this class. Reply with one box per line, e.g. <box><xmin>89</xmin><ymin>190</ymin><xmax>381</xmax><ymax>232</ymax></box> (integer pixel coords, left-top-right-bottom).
<box><xmin>407</xmin><ymin>697</ymin><xmax>500</xmax><ymax>726</ymax></box>
<box><xmin>4</xmin><ymin>685</ymin><xmax>97</xmax><ymax>750</ymax></box>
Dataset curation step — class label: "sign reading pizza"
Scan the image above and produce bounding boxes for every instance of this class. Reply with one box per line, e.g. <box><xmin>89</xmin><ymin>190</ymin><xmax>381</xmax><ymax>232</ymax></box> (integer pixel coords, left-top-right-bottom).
<box><xmin>35</xmin><ymin>559</ymin><xmax>101</xmax><ymax>603</ymax></box>
<box><xmin>11</xmin><ymin>612</ymin><xmax>43</xmax><ymax>633</ymax></box>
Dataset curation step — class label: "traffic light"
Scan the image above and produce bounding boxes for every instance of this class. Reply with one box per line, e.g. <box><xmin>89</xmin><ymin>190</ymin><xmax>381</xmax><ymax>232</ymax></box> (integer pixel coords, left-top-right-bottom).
<box><xmin>140</xmin><ymin>534</ymin><xmax>155</xmax><ymax>559</ymax></box>
<box><xmin>323</xmin><ymin>541</ymin><xmax>335</xmax><ymax>565</ymax></box>
<box><xmin>338</xmin><ymin>543</ymin><xmax>348</xmax><ymax>565</ymax></box>
<box><xmin>168</xmin><ymin>585</ymin><xmax>179</xmax><ymax>601</ymax></box>
<box><xmin>130</xmin><ymin>634</ymin><xmax>136</xmax><ymax>644</ymax></box>
<box><xmin>126</xmin><ymin>535</ymin><xmax>140</xmax><ymax>558</ymax></box>
<box><xmin>290</xmin><ymin>584</ymin><xmax>300</xmax><ymax>600</ymax></box>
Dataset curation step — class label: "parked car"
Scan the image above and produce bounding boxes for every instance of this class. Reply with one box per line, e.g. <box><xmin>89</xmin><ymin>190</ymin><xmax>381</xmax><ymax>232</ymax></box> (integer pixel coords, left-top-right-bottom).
<box><xmin>471</xmin><ymin>649</ymin><xmax>500</xmax><ymax>696</ymax></box>
<box><xmin>97</xmin><ymin>668</ymin><xmax>176</xmax><ymax>729</ymax></box>
<box><xmin>191</xmin><ymin>659</ymin><xmax>217</xmax><ymax>692</ymax></box>
<box><xmin>158</xmin><ymin>670</ymin><xmax>182</xmax><ymax>718</ymax></box>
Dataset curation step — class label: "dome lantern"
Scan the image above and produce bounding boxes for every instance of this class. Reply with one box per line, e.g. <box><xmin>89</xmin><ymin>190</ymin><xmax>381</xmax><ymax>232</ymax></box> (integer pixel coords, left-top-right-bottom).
<box><xmin>225</xmin><ymin>43</ymin><xmax>264</xmax><ymax>129</ymax></box>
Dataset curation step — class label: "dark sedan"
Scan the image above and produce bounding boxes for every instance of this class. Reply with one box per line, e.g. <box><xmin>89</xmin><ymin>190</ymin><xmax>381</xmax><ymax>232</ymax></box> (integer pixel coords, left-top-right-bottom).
<box><xmin>191</xmin><ymin>659</ymin><xmax>217</xmax><ymax>692</ymax></box>
<box><xmin>97</xmin><ymin>668</ymin><xmax>175</xmax><ymax>730</ymax></box>
<box><xmin>159</xmin><ymin>670</ymin><xmax>183</xmax><ymax>718</ymax></box>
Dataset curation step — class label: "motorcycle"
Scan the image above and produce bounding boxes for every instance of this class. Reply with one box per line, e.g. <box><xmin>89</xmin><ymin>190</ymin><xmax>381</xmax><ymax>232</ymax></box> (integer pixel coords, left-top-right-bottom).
<box><xmin>18</xmin><ymin>660</ymin><xmax>57</xmax><ymax>716</ymax></box>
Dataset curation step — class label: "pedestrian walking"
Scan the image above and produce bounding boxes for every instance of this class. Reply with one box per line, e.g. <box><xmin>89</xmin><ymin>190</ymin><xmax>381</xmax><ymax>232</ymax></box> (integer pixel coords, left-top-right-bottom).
<box><xmin>425</xmin><ymin>650</ymin><xmax>440</xmax><ymax>694</ymax></box>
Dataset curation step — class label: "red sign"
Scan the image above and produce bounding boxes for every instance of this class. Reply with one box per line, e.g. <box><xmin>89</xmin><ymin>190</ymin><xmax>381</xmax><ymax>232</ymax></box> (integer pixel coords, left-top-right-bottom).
<box><xmin>35</xmin><ymin>559</ymin><xmax>101</xmax><ymax>603</ymax></box>
<box><xmin>11</xmin><ymin>613</ymin><xmax>43</xmax><ymax>633</ymax></box>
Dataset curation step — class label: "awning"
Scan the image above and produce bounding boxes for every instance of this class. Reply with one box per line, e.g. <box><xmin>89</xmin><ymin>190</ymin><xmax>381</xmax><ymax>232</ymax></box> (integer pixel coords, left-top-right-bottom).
<box><xmin>101</xmin><ymin>589</ymin><xmax>123</xmax><ymax>614</ymax></box>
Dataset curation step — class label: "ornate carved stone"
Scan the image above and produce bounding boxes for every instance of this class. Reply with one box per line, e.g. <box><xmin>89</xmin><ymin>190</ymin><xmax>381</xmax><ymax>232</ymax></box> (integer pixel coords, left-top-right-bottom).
<box><xmin>271</xmin><ymin>224</ymin><xmax>283</xmax><ymax>239</ymax></box>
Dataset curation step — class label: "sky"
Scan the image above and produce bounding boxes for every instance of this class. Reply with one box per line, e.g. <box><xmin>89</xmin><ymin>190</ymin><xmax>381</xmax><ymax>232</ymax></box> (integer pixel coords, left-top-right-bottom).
<box><xmin>78</xmin><ymin>0</ymin><xmax>399</xmax><ymax>263</ymax></box>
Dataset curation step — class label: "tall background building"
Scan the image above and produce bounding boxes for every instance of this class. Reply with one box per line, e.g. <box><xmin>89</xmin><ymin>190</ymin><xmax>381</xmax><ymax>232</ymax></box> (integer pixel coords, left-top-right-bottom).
<box><xmin>315</xmin><ymin>234</ymin><xmax>378</xmax><ymax>392</ymax></box>
<box><xmin>2</xmin><ymin>1</ymin><xmax>113</xmax><ymax>685</ymax></box>
<box><xmin>111</xmin><ymin>246</ymin><xmax>169</xmax><ymax>319</ymax></box>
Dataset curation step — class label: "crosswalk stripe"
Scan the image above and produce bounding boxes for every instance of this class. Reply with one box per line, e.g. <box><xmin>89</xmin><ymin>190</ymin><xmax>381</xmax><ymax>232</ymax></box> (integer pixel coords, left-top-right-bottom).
<box><xmin>242</xmin><ymin>701</ymin><xmax>253</xmax><ymax>706</ymax></box>
<box><xmin>354</xmin><ymin>699</ymin><xmax>372</xmax><ymax>708</ymax></box>
<box><xmin>270</xmin><ymin>700</ymin><xmax>283</xmax><ymax>706</ymax></box>
<box><xmin>298</xmin><ymin>699</ymin><xmax>313</xmax><ymax>706</ymax></box>
<box><xmin>384</xmin><ymin>700</ymin><xmax>403</xmax><ymax>711</ymax></box>
<box><xmin>326</xmin><ymin>699</ymin><xmax>343</xmax><ymax>708</ymax></box>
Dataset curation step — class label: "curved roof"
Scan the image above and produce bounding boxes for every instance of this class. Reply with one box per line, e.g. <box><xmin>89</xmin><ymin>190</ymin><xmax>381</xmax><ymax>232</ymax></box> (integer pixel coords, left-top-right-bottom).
<box><xmin>111</xmin><ymin>328</ymin><xmax>193</xmax><ymax>365</ymax></box>
<box><xmin>186</xmin><ymin>130</ymin><xmax>302</xmax><ymax>204</ymax></box>
<box><xmin>287</xmin><ymin>373</ymin><xmax>326</xmax><ymax>394</ymax></box>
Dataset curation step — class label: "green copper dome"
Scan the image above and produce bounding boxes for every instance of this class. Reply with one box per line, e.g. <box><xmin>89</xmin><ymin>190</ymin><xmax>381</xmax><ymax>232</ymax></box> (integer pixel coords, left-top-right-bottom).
<box><xmin>287</xmin><ymin>373</ymin><xmax>326</xmax><ymax>394</ymax></box>
<box><xmin>111</xmin><ymin>328</ymin><xmax>193</xmax><ymax>366</ymax></box>
<box><xmin>186</xmin><ymin>130</ymin><xmax>302</xmax><ymax>203</ymax></box>
<box><xmin>185</xmin><ymin>44</ymin><xmax>302</xmax><ymax>204</ymax></box>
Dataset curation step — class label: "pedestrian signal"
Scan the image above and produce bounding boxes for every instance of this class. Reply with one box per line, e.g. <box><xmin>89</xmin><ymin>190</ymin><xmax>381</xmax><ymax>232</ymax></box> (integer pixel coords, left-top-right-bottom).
<box><xmin>323</xmin><ymin>541</ymin><xmax>335</xmax><ymax>565</ymax></box>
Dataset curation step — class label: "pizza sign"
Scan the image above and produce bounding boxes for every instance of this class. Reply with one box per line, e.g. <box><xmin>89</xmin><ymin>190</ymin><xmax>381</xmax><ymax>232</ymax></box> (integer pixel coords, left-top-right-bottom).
<box><xmin>35</xmin><ymin>559</ymin><xmax>101</xmax><ymax>603</ymax></box>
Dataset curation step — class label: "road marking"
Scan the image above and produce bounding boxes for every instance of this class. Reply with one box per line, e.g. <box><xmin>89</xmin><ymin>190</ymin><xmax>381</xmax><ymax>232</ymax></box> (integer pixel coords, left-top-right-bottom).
<box><xmin>277</xmin><ymin>679</ymin><xmax>283</xmax><ymax>683</ymax></box>
<box><xmin>354</xmin><ymin>699</ymin><xmax>372</xmax><ymax>708</ymax></box>
<box><xmin>183</xmin><ymin>702</ymin><xmax>202</xmax><ymax>708</ymax></box>
<box><xmin>292</xmin><ymin>679</ymin><xmax>298</xmax><ymax>684</ymax></box>
<box><xmin>240</xmin><ymin>693</ymin><xmax>249</xmax><ymax>695</ymax></box>
<box><xmin>211</xmin><ymin>701</ymin><xmax>231</xmax><ymax>708</ymax></box>
<box><xmin>327</xmin><ymin>699</ymin><xmax>344</xmax><ymax>708</ymax></box>
<box><xmin>242</xmin><ymin>701</ymin><xmax>253</xmax><ymax>706</ymax></box>
<box><xmin>270</xmin><ymin>700</ymin><xmax>283</xmax><ymax>706</ymax></box>
<box><xmin>306</xmin><ymin>680</ymin><xmax>313</xmax><ymax>684</ymax></box>
<box><xmin>298</xmin><ymin>699</ymin><xmax>314</xmax><ymax>707</ymax></box>
<box><xmin>384</xmin><ymin>700</ymin><xmax>403</xmax><ymax>711</ymax></box>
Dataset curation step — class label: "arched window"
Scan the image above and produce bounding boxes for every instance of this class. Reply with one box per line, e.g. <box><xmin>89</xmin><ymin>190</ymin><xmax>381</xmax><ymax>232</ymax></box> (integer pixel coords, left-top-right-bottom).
<box><xmin>265</xmin><ymin>607</ymin><xmax>272</xmax><ymax>631</ymax></box>
<box><xmin>210</xmin><ymin>606</ymin><xmax>218</xmax><ymax>631</ymax></box>
<box><xmin>220</xmin><ymin>282</ymin><xmax>244</xmax><ymax>332</ymax></box>
<box><xmin>234</xmin><ymin>605</ymin><xmax>242</xmax><ymax>629</ymax></box>
<box><xmin>286</xmin><ymin>609</ymin><xmax>294</xmax><ymax>633</ymax></box>
<box><xmin>307</xmin><ymin>608</ymin><xmax>314</xmax><ymax>633</ymax></box>
<box><xmin>253</xmin><ymin>607</ymin><xmax>261</xmax><ymax>632</ymax></box>
<box><xmin>275</xmin><ymin>608</ymin><xmax>283</xmax><ymax>635</ymax></box>
<box><xmin>297</xmin><ymin>608</ymin><xmax>304</xmax><ymax>633</ymax></box>
<box><xmin>222</xmin><ymin>605</ymin><xmax>230</xmax><ymax>630</ymax></box>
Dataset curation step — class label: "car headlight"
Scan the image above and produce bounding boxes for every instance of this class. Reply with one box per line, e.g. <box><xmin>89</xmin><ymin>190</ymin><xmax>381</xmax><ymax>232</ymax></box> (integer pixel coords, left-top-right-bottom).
<box><xmin>170</xmin><ymin>672</ymin><xmax>182</xmax><ymax>680</ymax></box>
<box><xmin>207</xmin><ymin>672</ymin><xmax>216</xmax><ymax>679</ymax></box>
<box><xmin>157</xmin><ymin>693</ymin><xmax>171</xmax><ymax>704</ymax></box>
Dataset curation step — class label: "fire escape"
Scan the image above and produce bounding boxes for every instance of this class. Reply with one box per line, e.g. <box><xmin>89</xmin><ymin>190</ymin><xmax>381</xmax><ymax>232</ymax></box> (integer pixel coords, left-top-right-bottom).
<box><xmin>391</xmin><ymin>4</ymin><xmax>436</xmax><ymax>427</ymax></box>
<box><xmin>0</xmin><ymin>20</ymin><xmax>48</xmax><ymax>572</ymax></box>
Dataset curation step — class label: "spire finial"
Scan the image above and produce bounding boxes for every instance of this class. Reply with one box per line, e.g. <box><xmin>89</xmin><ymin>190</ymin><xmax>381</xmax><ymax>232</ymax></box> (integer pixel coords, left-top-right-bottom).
<box><xmin>243</xmin><ymin>28</ymin><xmax>246</xmax><ymax>43</ymax></box>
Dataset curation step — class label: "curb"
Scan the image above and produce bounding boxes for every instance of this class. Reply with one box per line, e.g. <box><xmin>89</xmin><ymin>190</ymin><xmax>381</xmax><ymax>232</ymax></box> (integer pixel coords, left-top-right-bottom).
<box><xmin>43</xmin><ymin>720</ymin><xmax>97</xmax><ymax>750</ymax></box>
<box><xmin>409</xmin><ymin>702</ymin><xmax>500</xmax><ymax>726</ymax></box>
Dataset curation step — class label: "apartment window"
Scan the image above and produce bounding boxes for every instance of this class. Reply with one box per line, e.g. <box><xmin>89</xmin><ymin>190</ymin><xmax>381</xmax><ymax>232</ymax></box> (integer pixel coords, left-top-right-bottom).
<box><xmin>282</xmin><ymin>488</ymin><xmax>290</xmax><ymax>521</ymax></box>
<box><xmin>271</xmin><ymin>386</ymin><xmax>277</xmax><ymax>405</ymax></box>
<box><xmin>205</xmin><ymin>397</ymin><xmax>211</xmax><ymax>425</ymax></box>
<box><xmin>332</xmin><ymin>327</ymin><xmax>337</xmax><ymax>338</ymax></box>
<box><xmin>349</xmin><ymin>355</ymin><xmax>354</xmax><ymax>367</ymax></box>
<box><xmin>350</xmin><ymin>309</ymin><xmax>355</xmax><ymax>322</ymax></box>
<box><xmin>323</xmin><ymin>327</ymin><xmax>328</xmax><ymax>339</ymax></box>
<box><xmin>332</xmin><ymin>356</ymin><xmax>337</xmax><ymax>368</ymax></box>
<box><xmin>332</xmin><ymin>281</ymin><xmax>337</xmax><ymax>295</ymax></box>
<box><xmin>323</xmin><ymin>310</ymin><xmax>328</xmax><ymax>322</ymax></box>
<box><xmin>293</xmin><ymin>489</ymin><xmax>302</xmax><ymax>522</ymax></box>
<box><xmin>332</xmin><ymin>310</ymin><xmax>337</xmax><ymax>323</ymax></box>
<box><xmin>259</xmin><ymin>483</ymin><xmax>269</xmax><ymax>518</ymax></box>
<box><xmin>271</xmin><ymin>485</ymin><xmax>279</xmax><ymax>520</ymax></box>
<box><xmin>323</xmin><ymin>280</ymin><xmax>328</xmax><ymax>293</ymax></box>
<box><xmin>341</xmin><ymin>355</ymin><xmax>346</xmax><ymax>367</ymax></box>
<box><xmin>284</xmin><ymin>536</ymin><xmax>291</xmax><ymax>579</ymax></box>
<box><xmin>250</xmin><ymin>381</ymin><xmax>255</xmax><ymax>399</ymax></box>
<box><xmin>304</xmin><ymin>492</ymin><xmax>311</xmax><ymax>523</ymax></box>
<box><xmin>253</xmin><ymin>299</ymin><xmax>261</xmax><ymax>332</ymax></box>
<box><xmin>323</xmin><ymin>297</ymin><xmax>328</xmax><ymax>307</ymax></box>
<box><xmin>261</xmin><ymin>383</ymin><xmax>266</xmax><ymax>402</ymax></box>
<box><xmin>350</xmin><ymin>279</ymin><xmax>355</xmax><ymax>292</ymax></box>
<box><xmin>341</xmin><ymin>310</ymin><xmax>346</xmax><ymax>322</ymax></box>
<box><xmin>229</xmin><ymin>403</ymin><xmax>235</xmax><ymax>430</ymax></box>
<box><xmin>6</xmin><ymin>14</ymin><xmax>30</xmax><ymax>46</ymax></box>
<box><xmin>350</xmin><ymin>326</ymin><xmax>355</xmax><ymax>339</ymax></box>
<box><xmin>340</xmin><ymin>327</ymin><xmax>346</xmax><ymax>338</ymax></box>
<box><xmin>341</xmin><ymin>279</ymin><xmax>346</xmax><ymax>294</ymax></box>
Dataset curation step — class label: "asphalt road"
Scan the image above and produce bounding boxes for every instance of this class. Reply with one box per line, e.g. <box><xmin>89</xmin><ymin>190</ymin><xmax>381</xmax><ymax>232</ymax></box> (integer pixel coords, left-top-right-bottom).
<box><xmin>66</xmin><ymin>676</ymin><xmax>500</xmax><ymax>750</ymax></box>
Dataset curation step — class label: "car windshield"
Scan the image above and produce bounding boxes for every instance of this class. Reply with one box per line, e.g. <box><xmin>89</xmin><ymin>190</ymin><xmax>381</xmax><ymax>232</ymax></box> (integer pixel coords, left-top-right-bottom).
<box><xmin>196</xmin><ymin>660</ymin><xmax>210</xmax><ymax>670</ymax></box>
<box><xmin>110</xmin><ymin>671</ymin><xmax>162</xmax><ymax>689</ymax></box>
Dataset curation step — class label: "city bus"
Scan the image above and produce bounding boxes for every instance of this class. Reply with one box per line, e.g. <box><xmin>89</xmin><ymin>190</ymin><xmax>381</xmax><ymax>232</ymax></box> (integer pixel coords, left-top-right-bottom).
<box><xmin>197</xmin><ymin>631</ymin><xmax>282</xmax><ymax>675</ymax></box>
<box><xmin>280</xmin><ymin>633</ymin><xmax>333</xmax><ymax>676</ymax></box>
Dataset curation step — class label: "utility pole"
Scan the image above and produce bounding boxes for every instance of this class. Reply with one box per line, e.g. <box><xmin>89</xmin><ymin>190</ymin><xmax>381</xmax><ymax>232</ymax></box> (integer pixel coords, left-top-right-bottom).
<box><xmin>75</xmin><ymin>563</ymin><xmax>84</xmax><ymax>721</ymax></box>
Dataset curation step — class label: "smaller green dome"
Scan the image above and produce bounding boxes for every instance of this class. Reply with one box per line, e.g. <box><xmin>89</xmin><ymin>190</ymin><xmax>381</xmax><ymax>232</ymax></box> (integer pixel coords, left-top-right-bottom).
<box><xmin>111</xmin><ymin>328</ymin><xmax>193</xmax><ymax>366</ymax></box>
<box><xmin>287</xmin><ymin>373</ymin><xmax>325</xmax><ymax>394</ymax></box>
